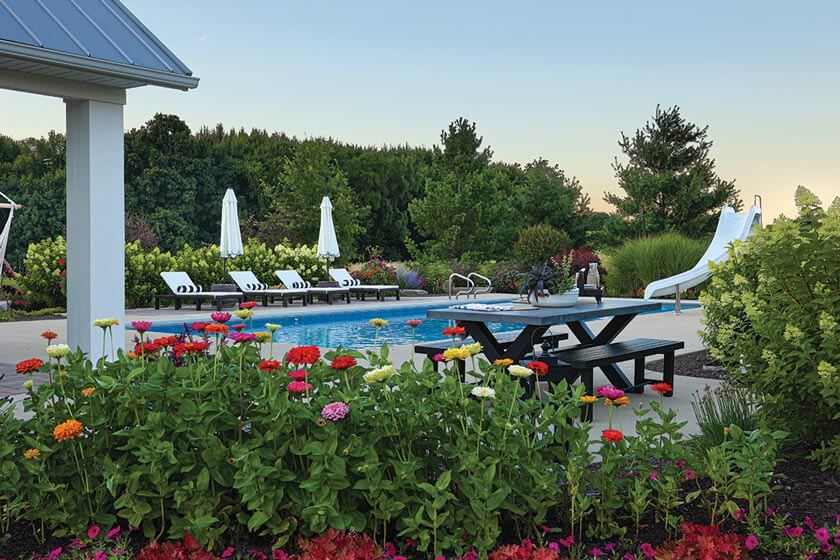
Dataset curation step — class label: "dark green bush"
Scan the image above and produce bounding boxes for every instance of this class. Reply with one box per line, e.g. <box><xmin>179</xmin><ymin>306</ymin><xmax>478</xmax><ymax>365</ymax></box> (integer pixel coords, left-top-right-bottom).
<box><xmin>606</xmin><ymin>233</ymin><xmax>707</xmax><ymax>296</ymax></box>
<box><xmin>513</xmin><ymin>224</ymin><xmax>570</xmax><ymax>267</ymax></box>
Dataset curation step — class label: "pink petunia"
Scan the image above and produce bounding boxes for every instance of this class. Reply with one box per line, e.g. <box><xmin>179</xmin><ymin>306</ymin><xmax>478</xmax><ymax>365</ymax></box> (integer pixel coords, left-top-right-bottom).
<box><xmin>588</xmin><ymin>547</ymin><xmax>604</xmax><ymax>558</ymax></box>
<box><xmin>87</xmin><ymin>525</ymin><xmax>100</xmax><ymax>539</ymax></box>
<box><xmin>784</xmin><ymin>526</ymin><xmax>804</xmax><ymax>538</ymax></box>
<box><xmin>271</xmin><ymin>550</ymin><xmax>290</xmax><ymax>560</ymax></box>
<box><xmin>106</xmin><ymin>526</ymin><xmax>121</xmax><ymax>540</ymax></box>
<box><xmin>816</xmin><ymin>527</ymin><xmax>831</xmax><ymax>543</ymax></box>
<box><xmin>639</xmin><ymin>543</ymin><xmax>656</xmax><ymax>559</ymax></box>
<box><xmin>47</xmin><ymin>548</ymin><xmax>62</xmax><ymax>560</ymax></box>
<box><xmin>684</xmin><ymin>469</ymin><xmax>696</xmax><ymax>480</ymax></box>
<box><xmin>221</xmin><ymin>547</ymin><xmax>234</xmax><ymax>559</ymax></box>
<box><xmin>94</xmin><ymin>551</ymin><xmax>107</xmax><ymax>560</ymax></box>
<box><xmin>745</xmin><ymin>535</ymin><xmax>760</xmax><ymax>550</ymax></box>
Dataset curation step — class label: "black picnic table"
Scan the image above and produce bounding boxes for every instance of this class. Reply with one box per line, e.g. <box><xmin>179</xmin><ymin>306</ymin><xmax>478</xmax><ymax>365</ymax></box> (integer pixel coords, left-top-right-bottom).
<box><xmin>427</xmin><ymin>299</ymin><xmax>662</xmax><ymax>389</ymax></box>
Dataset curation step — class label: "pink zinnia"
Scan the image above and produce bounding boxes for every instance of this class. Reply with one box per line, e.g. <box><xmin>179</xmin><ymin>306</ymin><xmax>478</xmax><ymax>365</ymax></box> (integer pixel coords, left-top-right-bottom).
<box><xmin>432</xmin><ymin>353</ymin><xmax>444</xmax><ymax>362</ymax></box>
<box><xmin>131</xmin><ymin>321</ymin><xmax>152</xmax><ymax>334</ymax></box>
<box><xmin>289</xmin><ymin>369</ymin><xmax>308</xmax><ymax>381</ymax></box>
<box><xmin>745</xmin><ymin>535</ymin><xmax>759</xmax><ymax>550</ymax></box>
<box><xmin>229</xmin><ymin>332</ymin><xmax>256</xmax><ymax>344</ymax></box>
<box><xmin>287</xmin><ymin>381</ymin><xmax>312</xmax><ymax>394</ymax></box>
<box><xmin>321</xmin><ymin>401</ymin><xmax>350</xmax><ymax>421</ymax></box>
<box><xmin>87</xmin><ymin>525</ymin><xmax>100</xmax><ymax>539</ymax></box>
<box><xmin>405</xmin><ymin>319</ymin><xmax>422</xmax><ymax>328</ymax></box>
<box><xmin>211</xmin><ymin>312</ymin><xmax>231</xmax><ymax>323</ymax></box>
<box><xmin>596</xmin><ymin>386</ymin><xmax>625</xmax><ymax>400</ymax></box>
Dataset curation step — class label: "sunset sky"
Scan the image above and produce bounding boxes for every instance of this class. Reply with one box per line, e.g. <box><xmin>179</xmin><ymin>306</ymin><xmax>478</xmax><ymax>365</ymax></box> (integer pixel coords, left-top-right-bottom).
<box><xmin>2</xmin><ymin>0</ymin><xmax>838</xmax><ymax>219</ymax></box>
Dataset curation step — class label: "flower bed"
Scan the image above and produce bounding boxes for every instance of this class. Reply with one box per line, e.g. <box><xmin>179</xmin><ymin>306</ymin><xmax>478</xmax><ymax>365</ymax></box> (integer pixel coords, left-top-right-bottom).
<box><xmin>1</xmin><ymin>311</ymin><xmax>838</xmax><ymax>559</ymax></box>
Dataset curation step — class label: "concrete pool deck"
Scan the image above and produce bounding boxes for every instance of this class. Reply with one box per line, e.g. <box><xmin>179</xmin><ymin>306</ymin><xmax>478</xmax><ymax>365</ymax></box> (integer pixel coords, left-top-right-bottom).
<box><xmin>0</xmin><ymin>295</ymin><xmax>719</xmax><ymax>436</ymax></box>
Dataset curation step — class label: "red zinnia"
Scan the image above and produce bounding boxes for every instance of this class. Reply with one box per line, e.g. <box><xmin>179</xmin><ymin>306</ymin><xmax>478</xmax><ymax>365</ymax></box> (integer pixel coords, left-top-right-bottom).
<box><xmin>232</xmin><ymin>324</ymin><xmax>245</xmax><ymax>331</ymax></box>
<box><xmin>204</xmin><ymin>323</ymin><xmax>228</xmax><ymax>335</ymax></box>
<box><xmin>405</xmin><ymin>319</ymin><xmax>422</xmax><ymax>328</ymax></box>
<box><xmin>651</xmin><ymin>382</ymin><xmax>673</xmax><ymax>395</ymax></box>
<box><xmin>191</xmin><ymin>322</ymin><xmax>207</xmax><ymax>332</ymax></box>
<box><xmin>527</xmin><ymin>361</ymin><xmax>549</xmax><ymax>376</ymax></box>
<box><xmin>40</xmin><ymin>331</ymin><xmax>58</xmax><ymax>341</ymax></box>
<box><xmin>240</xmin><ymin>301</ymin><xmax>258</xmax><ymax>310</ymax></box>
<box><xmin>134</xmin><ymin>341</ymin><xmax>158</xmax><ymax>356</ymax></box>
<box><xmin>287</xmin><ymin>381</ymin><xmax>313</xmax><ymax>394</ymax></box>
<box><xmin>185</xmin><ymin>341</ymin><xmax>209</xmax><ymax>354</ymax></box>
<box><xmin>286</xmin><ymin>345</ymin><xmax>321</xmax><ymax>365</ymax></box>
<box><xmin>153</xmin><ymin>336</ymin><xmax>178</xmax><ymax>348</ymax></box>
<box><xmin>330</xmin><ymin>355</ymin><xmax>357</xmax><ymax>370</ymax></box>
<box><xmin>258</xmin><ymin>359</ymin><xmax>281</xmax><ymax>372</ymax></box>
<box><xmin>289</xmin><ymin>369</ymin><xmax>308</xmax><ymax>381</ymax></box>
<box><xmin>16</xmin><ymin>358</ymin><xmax>43</xmax><ymax>374</ymax></box>
<box><xmin>442</xmin><ymin>326</ymin><xmax>466</xmax><ymax>336</ymax></box>
<box><xmin>601</xmin><ymin>429</ymin><xmax>624</xmax><ymax>444</ymax></box>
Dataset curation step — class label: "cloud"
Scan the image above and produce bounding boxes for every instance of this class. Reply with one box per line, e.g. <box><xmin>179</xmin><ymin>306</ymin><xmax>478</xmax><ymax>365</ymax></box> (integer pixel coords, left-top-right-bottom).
<box><xmin>194</xmin><ymin>35</ymin><xmax>208</xmax><ymax>42</ymax></box>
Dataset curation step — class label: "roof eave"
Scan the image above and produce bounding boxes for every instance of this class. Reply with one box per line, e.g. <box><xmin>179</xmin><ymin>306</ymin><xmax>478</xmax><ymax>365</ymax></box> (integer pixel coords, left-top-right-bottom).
<box><xmin>0</xmin><ymin>39</ymin><xmax>199</xmax><ymax>91</ymax></box>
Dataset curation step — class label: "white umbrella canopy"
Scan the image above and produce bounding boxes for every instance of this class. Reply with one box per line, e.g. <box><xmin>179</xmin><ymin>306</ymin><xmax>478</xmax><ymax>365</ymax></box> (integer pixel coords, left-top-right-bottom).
<box><xmin>317</xmin><ymin>196</ymin><xmax>340</xmax><ymax>277</ymax></box>
<box><xmin>220</xmin><ymin>189</ymin><xmax>244</xmax><ymax>274</ymax></box>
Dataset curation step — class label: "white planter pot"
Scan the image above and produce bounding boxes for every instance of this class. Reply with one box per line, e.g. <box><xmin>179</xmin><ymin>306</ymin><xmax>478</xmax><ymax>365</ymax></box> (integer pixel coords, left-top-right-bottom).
<box><xmin>534</xmin><ymin>288</ymin><xmax>579</xmax><ymax>308</ymax></box>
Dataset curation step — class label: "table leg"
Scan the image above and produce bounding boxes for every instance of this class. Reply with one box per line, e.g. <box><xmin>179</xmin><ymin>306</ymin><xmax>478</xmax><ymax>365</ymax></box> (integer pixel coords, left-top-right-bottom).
<box><xmin>462</xmin><ymin>321</ymin><xmax>548</xmax><ymax>363</ymax></box>
<box><xmin>566</xmin><ymin>315</ymin><xmax>637</xmax><ymax>389</ymax></box>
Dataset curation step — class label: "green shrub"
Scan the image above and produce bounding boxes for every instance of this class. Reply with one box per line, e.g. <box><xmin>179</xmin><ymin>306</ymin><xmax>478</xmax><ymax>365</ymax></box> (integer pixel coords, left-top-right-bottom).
<box><xmin>408</xmin><ymin>261</ymin><xmax>453</xmax><ymax>294</ymax></box>
<box><xmin>607</xmin><ymin>233</ymin><xmax>707</xmax><ymax>296</ymax></box>
<box><xmin>124</xmin><ymin>241</ymin><xmax>177</xmax><ymax>308</ymax></box>
<box><xmin>701</xmin><ymin>187</ymin><xmax>840</xmax><ymax>469</ymax></box>
<box><xmin>513</xmin><ymin>224</ymin><xmax>570</xmax><ymax>267</ymax></box>
<box><xmin>18</xmin><ymin>236</ymin><xmax>66</xmax><ymax>309</ymax></box>
<box><xmin>237</xmin><ymin>239</ymin><xmax>283</xmax><ymax>283</ymax></box>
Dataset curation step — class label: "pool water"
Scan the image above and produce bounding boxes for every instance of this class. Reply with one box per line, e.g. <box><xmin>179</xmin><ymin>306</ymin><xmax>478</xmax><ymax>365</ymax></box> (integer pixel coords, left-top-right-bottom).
<box><xmin>139</xmin><ymin>299</ymin><xmax>700</xmax><ymax>348</ymax></box>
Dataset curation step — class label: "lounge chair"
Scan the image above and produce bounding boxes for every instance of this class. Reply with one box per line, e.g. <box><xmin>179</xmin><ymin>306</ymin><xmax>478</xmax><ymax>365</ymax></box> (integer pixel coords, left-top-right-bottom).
<box><xmin>157</xmin><ymin>271</ymin><xmax>243</xmax><ymax>311</ymax></box>
<box><xmin>330</xmin><ymin>268</ymin><xmax>400</xmax><ymax>301</ymax></box>
<box><xmin>229</xmin><ymin>271</ymin><xmax>308</xmax><ymax>307</ymax></box>
<box><xmin>274</xmin><ymin>270</ymin><xmax>351</xmax><ymax>304</ymax></box>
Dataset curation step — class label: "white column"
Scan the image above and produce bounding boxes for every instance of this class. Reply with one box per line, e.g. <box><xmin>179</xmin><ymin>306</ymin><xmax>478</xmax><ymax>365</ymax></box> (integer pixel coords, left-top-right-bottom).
<box><xmin>65</xmin><ymin>99</ymin><xmax>125</xmax><ymax>359</ymax></box>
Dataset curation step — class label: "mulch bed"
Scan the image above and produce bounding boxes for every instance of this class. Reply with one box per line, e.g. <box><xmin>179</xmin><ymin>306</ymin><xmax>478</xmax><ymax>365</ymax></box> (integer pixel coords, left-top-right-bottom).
<box><xmin>1</xmin><ymin>452</ymin><xmax>837</xmax><ymax>559</ymax></box>
<box><xmin>0</xmin><ymin>314</ymin><xmax>64</xmax><ymax>323</ymax></box>
<box><xmin>647</xmin><ymin>349</ymin><xmax>727</xmax><ymax>380</ymax></box>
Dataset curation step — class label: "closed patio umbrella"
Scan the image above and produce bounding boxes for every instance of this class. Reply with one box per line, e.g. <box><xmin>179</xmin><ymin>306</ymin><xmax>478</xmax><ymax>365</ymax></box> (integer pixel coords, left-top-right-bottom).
<box><xmin>317</xmin><ymin>196</ymin><xmax>340</xmax><ymax>278</ymax></box>
<box><xmin>220</xmin><ymin>188</ymin><xmax>244</xmax><ymax>278</ymax></box>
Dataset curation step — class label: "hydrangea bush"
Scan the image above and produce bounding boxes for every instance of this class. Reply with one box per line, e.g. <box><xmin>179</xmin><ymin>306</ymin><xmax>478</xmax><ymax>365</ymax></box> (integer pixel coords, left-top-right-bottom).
<box><xmin>18</xmin><ymin>235</ymin><xmax>67</xmax><ymax>308</ymax></box>
<box><xmin>701</xmin><ymin>187</ymin><xmax>840</xmax><ymax>468</ymax></box>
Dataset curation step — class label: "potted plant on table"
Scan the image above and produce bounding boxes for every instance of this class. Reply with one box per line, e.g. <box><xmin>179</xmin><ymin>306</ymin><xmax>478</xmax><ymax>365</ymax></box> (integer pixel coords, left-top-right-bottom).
<box><xmin>518</xmin><ymin>254</ymin><xmax>578</xmax><ymax>307</ymax></box>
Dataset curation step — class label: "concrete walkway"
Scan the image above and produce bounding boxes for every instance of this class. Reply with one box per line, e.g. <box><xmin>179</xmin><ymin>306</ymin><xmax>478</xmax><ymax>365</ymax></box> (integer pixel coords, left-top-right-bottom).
<box><xmin>0</xmin><ymin>296</ymin><xmax>718</xmax><ymax>436</ymax></box>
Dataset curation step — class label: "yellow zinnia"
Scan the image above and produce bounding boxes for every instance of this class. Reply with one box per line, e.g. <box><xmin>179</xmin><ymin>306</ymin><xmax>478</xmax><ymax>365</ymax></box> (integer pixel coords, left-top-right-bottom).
<box><xmin>254</xmin><ymin>331</ymin><xmax>272</xmax><ymax>343</ymax></box>
<box><xmin>443</xmin><ymin>347</ymin><xmax>470</xmax><ymax>361</ymax></box>
<box><xmin>23</xmin><ymin>448</ymin><xmax>40</xmax><ymax>459</ymax></box>
<box><xmin>461</xmin><ymin>342</ymin><xmax>482</xmax><ymax>356</ymax></box>
<box><xmin>580</xmin><ymin>395</ymin><xmax>598</xmax><ymax>404</ymax></box>
<box><xmin>369</xmin><ymin>318</ymin><xmax>388</xmax><ymax>327</ymax></box>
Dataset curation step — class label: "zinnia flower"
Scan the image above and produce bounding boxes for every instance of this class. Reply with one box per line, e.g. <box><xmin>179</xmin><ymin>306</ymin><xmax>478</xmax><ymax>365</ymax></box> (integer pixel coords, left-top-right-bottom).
<box><xmin>229</xmin><ymin>332</ymin><xmax>256</xmax><ymax>344</ymax></box>
<box><xmin>405</xmin><ymin>319</ymin><xmax>422</xmax><ymax>328</ymax></box>
<box><xmin>442</xmin><ymin>347</ymin><xmax>470</xmax><ymax>361</ymax></box>
<box><xmin>363</xmin><ymin>364</ymin><xmax>394</xmax><ymax>383</ymax></box>
<box><xmin>16</xmin><ymin>358</ymin><xmax>43</xmax><ymax>374</ymax></box>
<box><xmin>210</xmin><ymin>312</ymin><xmax>231</xmax><ymax>323</ymax></box>
<box><xmin>330</xmin><ymin>355</ymin><xmax>357</xmax><ymax>370</ymax></box>
<box><xmin>205</xmin><ymin>323</ymin><xmax>228</xmax><ymax>335</ymax></box>
<box><xmin>580</xmin><ymin>395</ymin><xmax>598</xmax><ymax>404</ymax></box>
<box><xmin>41</xmin><ymin>330</ymin><xmax>58</xmax><ymax>341</ymax></box>
<box><xmin>22</xmin><ymin>379</ymin><xmax>34</xmax><ymax>390</ymax></box>
<box><xmin>462</xmin><ymin>342</ymin><xmax>482</xmax><ymax>356</ymax></box>
<box><xmin>54</xmin><ymin>419</ymin><xmax>84</xmax><ymax>441</ymax></box>
<box><xmin>651</xmin><ymin>382</ymin><xmax>673</xmax><ymax>395</ymax></box>
<box><xmin>321</xmin><ymin>401</ymin><xmax>350</xmax><ymax>420</ymax></box>
<box><xmin>527</xmin><ymin>361</ymin><xmax>549</xmax><ymax>376</ymax></box>
<box><xmin>470</xmin><ymin>386</ymin><xmax>496</xmax><ymax>400</ymax></box>
<box><xmin>191</xmin><ymin>322</ymin><xmax>207</xmax><ymax>332</ymax></box>
<box><xmin>92</xmin><ymin>318</ymin><xmax>119</xmax><ymax>328</ymax></box>
<box><xmin>607</xmin><ymin>396</ymin><xmax>630</xmax><ymax>406</ymax></box>
<box><xmin>596</xmin><ymin>386</ymin><xmax>625</xmax><ymax>400</ymax></box>
<box><xmin>23</xmin><ymin>448</ymin><xmax>40</xmax><ymax>459</ymax></box>
<box><xmin>493</xmin><ymin>358</ymin><xmax>514</xmax><ymax>367</ymax></box>
<box><xmin>289</xmin><ymin>369</ymin><xmax>308</xmax><ymax>381</ymax></box>
<box><xmin>369</xmin><ymin>318</ymin><xmax>388</xmax><ymax>327</ymax></box>
<box><xmin>286</xmin><ymin>345</ymin><xmax>320</xmax><ymax>365</ymax></box>
<box><xmin>265</xmin><ymin>323</ymin><xmax>281</xmax><ymax>332</ymax></box>
<box><xmin>185</xmin><ymin>341</ymin><xmax>210</xmax><ymax>353</ymax></box>
<box><xmin>131</xmin><ymin>321</ymin><xmax>152</xmax><ymax>334</ymax></box>
<box><xmin>442</xmin><ymin>326</ymin><xmax>466</xmax><ymax>337</ymax></box>
<box><xmin>432</xmin><ymin>353</ymin><xmax>444</xmax><ymax>362</ymax></box>
<box><xmin>508</xmin><ymin>365</ymin><xmax>533</xmax><ymax>378</ymax></box>
<box><xmin>287</xmin><ymin>381</ymin><xmax>313</xmax><ymax>394</ymax></box>
<box><xmin>82</xmin><ymin>387</ymin><xmax>95</xmax><ymax>397</ymax></box>
<box><xmin>239</xmin><ymin>301</ymin><xmax>258</xmax><ymax>309</ymax></box>
<box><xmin>254</xmin><ymin>331</ymin><xmax>272</xmax><ymax>343</ymax></box>
<box><xmin>258</xmin><ymin>359</ymin><xmax>281</xmax><ymax>372</ymax></box>
<box><xmin>234</xmin><ymin>309</ymin><xmax>253</xmax><ymax>319</ymax></box>
<box><xmin>601</xmin><ymin>429</ymin><xmax>624</xmax><ymax>444</ymax></box>
<box><xmin>46</xmin><ymin>344</ymin><xmax>70</xmax><ymax>359</ymax></box>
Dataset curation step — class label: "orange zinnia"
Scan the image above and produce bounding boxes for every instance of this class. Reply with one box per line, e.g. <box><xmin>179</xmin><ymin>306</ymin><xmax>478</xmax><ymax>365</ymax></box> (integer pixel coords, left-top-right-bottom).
<box><xmin>16</xmin><ymin>358</ymin><xmax>43</xmax><ymax>374</ymax></box>
<box><xmin>23</xmin><ymin>448</ymin><xmax>41</xmax><ymax>459</ymax></box>
<box><xmin>205</xmin><ymin>323</ymin><xmax>229</xmax><ymax>335</ymax></box>
<box><xmin>82</xmin><ymin>387</ymin><xmax>95</xmax><ymax>397</ymax></box>
<box><xmin>53</xmin><ymin>419</ymin><xmax>84</xmax><ymax>441</ymax></box>
<box><xmin>580</xmin><ymin>395</ymin><xmax>598</xmax><ymax>404</ymax></box>
<box><xmin>41</xmin><ymin>331</ymin><xmax>58</xmax><ymax>341</ymax></box>
<box><xmin>651</xmin><ymin>382</ymin><xmax>673</xmax><ymax>395</ymax></box>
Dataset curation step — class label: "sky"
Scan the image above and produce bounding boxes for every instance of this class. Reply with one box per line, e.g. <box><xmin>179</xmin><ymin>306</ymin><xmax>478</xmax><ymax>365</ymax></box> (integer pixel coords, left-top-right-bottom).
<box><xmin>1</xmin><ymin>0</ymin><xmax>839</xmax><ymax>219</ymax></box>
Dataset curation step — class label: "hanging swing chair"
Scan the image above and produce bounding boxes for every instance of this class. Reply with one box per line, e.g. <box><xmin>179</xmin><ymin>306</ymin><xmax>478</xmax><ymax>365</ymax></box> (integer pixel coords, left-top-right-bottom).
<box><xmin>0</xmin><ymin>191</ymin><xmax>19</xmax><ymax>283</ymax></box>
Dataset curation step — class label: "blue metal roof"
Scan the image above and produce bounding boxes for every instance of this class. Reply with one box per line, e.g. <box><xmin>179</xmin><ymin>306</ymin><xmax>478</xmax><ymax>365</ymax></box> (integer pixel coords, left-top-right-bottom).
<box><xmin>0</xmin><ymin>0</ymin><xmax>198</xmax><ymax>90</ymax></box>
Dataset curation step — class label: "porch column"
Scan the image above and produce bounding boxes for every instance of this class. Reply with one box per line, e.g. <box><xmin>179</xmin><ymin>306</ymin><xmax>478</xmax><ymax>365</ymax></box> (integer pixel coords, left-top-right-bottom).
<box><xmin>65</xmin><ymin>99</ymin><xmax>125</xmax><ymax>358</ymax></box>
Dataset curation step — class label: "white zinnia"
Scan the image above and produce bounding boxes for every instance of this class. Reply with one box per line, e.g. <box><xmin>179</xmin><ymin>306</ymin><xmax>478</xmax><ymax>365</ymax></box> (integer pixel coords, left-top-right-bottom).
<box><xmin>46</xmin><ymin>344</ymin><xmax>71</xmax><ymax>359</ymax></box>
<box><xmin>363</xmin><ymin>364</ymin><xmax>394</xmax><ymax>384</ymax></box>
<box><xmin>508</xmin><ymin>365</ymin><xmax>533</xmax><ymax>378</ymax></box>
<box><xmin>470</xmin><ymin>386</ymin><xmax>496</xmax><ymax>400</ymax></box>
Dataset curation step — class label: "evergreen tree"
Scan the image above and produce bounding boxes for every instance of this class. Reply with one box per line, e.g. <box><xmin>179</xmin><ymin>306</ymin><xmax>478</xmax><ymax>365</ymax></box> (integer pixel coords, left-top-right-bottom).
<box><xmin>605</xmin><ymin>105</ymin><xmax>740</xmax><ymax>238</ymax></box>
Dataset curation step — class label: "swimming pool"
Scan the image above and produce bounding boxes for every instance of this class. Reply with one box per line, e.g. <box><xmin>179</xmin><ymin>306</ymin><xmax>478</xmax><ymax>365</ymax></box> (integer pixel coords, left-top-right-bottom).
<box><xmin>138</xmin><ymin>299</ymin><xmax>700</xmax><ymax>348</ymax></box>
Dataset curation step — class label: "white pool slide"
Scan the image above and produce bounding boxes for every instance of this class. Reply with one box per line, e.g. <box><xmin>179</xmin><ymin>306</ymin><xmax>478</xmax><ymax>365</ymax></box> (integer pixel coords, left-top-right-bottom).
<box><xmin>643</xmin><ymin>204</ymin><xmax>763</xmax><ymax>300</ymax></box>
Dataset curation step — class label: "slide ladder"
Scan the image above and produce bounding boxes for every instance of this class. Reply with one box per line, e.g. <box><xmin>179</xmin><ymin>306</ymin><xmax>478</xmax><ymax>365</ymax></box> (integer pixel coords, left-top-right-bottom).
<box><xmin>643</xmin><ymin>199</ymin><xmax>763</xmax><ymax>313</ymax></box>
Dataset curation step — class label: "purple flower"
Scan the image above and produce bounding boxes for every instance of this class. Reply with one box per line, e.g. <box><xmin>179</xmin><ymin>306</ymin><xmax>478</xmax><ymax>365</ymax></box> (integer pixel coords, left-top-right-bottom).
<box><xmin>321</xmin><ymin>401</ymin><xmax>350</xmax><ymax>421</ymax></box>
<box><xmin>745</xmin><ymin>535</ymin><xmax>759</xmax><ymax>550</ymax></box>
